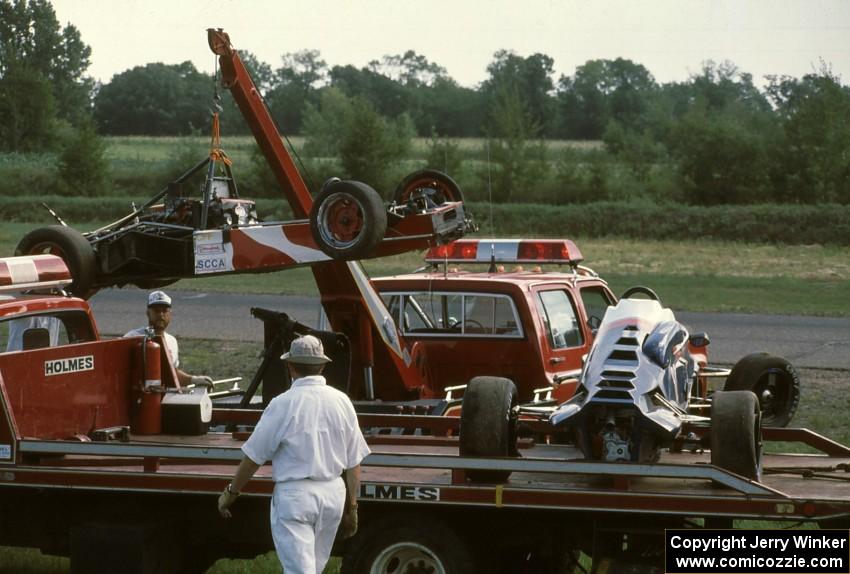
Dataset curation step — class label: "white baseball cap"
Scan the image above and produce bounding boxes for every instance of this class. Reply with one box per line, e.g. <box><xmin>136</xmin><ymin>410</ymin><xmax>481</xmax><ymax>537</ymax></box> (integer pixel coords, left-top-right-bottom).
<box><xmin>147</xmin><ymin>290</ymin><xmax>172</xmax><ymax>307</ymax></box>
<box><xmin>281</xmin><ymin>334</ymin><xmax>332</xmax><ymax>364</ymax></box>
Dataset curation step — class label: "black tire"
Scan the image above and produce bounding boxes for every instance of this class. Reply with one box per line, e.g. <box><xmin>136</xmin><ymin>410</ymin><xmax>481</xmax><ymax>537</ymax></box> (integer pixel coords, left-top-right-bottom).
<box><xmin>309</xmin><ymin>180</ymin><xmax>387</xmax><ymax>259</ymax></box>
<box><xmin>15</xmin><ymin>225</ymin><xmax>97</xmax><ymax>298</ymax></box>
<box><xmin>620</xmin><ymin>286</ymin><xmax>662</xmax><ymax>304</ymax></box>
<box><xmin>710</xmin><ymin>390</ymin><xmax>762</xmax><ymax>481</ymax></box>
<box><xmin>724</xmin><ymin>352</ymin><xmax>800</xmax><ymax>427</ymax></box>
<box><xmin>393</xmin><ymin>169</ymin><xmax>464</xmax><ymax>205</ymax></box>
<box><xmin>459</xmin><ymin>376</ymin><xmax>518</xmax><ymax>483</ymax></box>
<box><xmin>341</xmin><ymin>515</ymin><xmax>475</xmax><ymax>574</ymax></box>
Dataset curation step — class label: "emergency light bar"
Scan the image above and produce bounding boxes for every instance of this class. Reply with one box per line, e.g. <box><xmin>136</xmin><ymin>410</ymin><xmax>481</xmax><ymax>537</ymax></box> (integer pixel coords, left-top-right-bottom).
<box><xmin>0</xmin><ymin>255</ymin><xmax>73</xmax><ymax>293</ymax></box>
<box><xmin>425</xmin><ymin>239</ymin><xmax>584</xmax><ymax>266</ymax></box>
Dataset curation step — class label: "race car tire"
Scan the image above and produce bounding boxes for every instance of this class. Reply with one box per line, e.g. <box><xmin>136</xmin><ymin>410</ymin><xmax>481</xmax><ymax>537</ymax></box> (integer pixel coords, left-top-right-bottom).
<box><xmin>392</xmin><ymin>169</ymin><xmax>464</xmax><ymax>206</ymax></box>
<box><xmin>15</xmin><ymin>225</ymin><xmax>97</xmax><ymax>299</ymax></box>
<box><xmin>620</xmin><ymin>285</ymin><xmax>662</xmax><ymax>304</ymax></box>
<box><xmin>341</xmin><ymin>515</ymin><xmax>475</xmax><ymax>574</ymax></box>
<box><xmin>310</xmin><ymin>179</ymin><xmax>387</xmax><ymax>260</ymax></box>
<box><xmin>724</xmin><ymin>352</ymin><xmax>800</xmax><ymax>428</ymax></box>
<box><xmin>459</xmin><ymin>376</ymin><xmax>518</xmax><ymax>483</ymax></box>
<box><xmin>710</xmin><ymin>390</ymin><xmax>762</xmax><ymax>481</ymax></box>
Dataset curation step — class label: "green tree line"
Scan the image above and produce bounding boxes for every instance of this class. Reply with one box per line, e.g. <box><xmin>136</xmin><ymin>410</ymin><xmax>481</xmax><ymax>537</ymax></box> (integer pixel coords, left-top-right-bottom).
<box><xmin>1</xmin><ymin>0</ymin><xmax>848</xmax><ymax>207</ymax></box>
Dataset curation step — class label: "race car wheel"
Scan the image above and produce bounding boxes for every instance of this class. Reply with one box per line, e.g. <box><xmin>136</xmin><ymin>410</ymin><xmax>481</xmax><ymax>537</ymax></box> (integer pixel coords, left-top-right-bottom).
<box><xmin>310</xmin><ymin>179</ymin><xmax>387</xmax><ymax>260</ymax></box>
<box><xmin>459</xmin><ymin>376</ymin><xmax>518</xmax><ymax>483</ymax></box>
<box><xmin>724</xmin><ymin>353</ymin><xmax>800</xmax><ymax>427</ymax></box>
<box><xmin>15</xmin><ymin>225</ymin><xmax>97</xmax><ymax>299</ymax></box>
<box><xmin>392</xmin><ymin>169</ymin><xmax>464</xmax><ymax>206</ymax></box>
<box><xmin>710</xmin><ymin>390</ymin><xmax>762</xmax><ymax>481</ymax></box>
<box><xmin>620</xmin><ymin>285</ymin><xmax>662</xmax><ymax>304</ymax></box>
<box><xmin>341</xmin><ymin>516</ymin><xmax>475</xmax><ymax>574</ymax></box>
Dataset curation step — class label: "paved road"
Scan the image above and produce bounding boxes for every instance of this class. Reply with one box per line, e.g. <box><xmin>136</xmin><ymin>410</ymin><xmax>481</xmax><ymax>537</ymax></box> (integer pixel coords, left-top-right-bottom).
<box><xmin>89</xmin><ymin>288</ymin><xmax>850</xmax><ymax>370</ymax></box>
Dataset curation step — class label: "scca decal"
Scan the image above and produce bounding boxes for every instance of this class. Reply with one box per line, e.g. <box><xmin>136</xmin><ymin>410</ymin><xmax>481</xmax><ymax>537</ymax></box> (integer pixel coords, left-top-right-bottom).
<box><xmin>360</xmin><ymin>484</ymin><xmax>440</xmax><ymax>501</ymax></box>
<box><xmin>44</xmin><ymin>355</ymin><xmax>94</xmax><ymax>377</ymax></box>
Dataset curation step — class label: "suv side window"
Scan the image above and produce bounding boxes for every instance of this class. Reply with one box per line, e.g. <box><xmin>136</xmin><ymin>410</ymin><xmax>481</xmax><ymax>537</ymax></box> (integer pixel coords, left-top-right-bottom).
<box><xmin>1</xmin><ymin>311</ymin><xmax>95</xmax><ymax>353</ymax></box>
<box><xmin>536</xmin><ymin>290</ymin><xmax>583</xmax><ymax>350</ymax></box>
<box><xmin>381</xmin><ymin>292</ymin><xmax>521</xmax><ymax>338</ymax></box>
<box><xmin>580</xmin><ymin>286</ymin><xmax>615</xmax><ymax>329</ymax></box>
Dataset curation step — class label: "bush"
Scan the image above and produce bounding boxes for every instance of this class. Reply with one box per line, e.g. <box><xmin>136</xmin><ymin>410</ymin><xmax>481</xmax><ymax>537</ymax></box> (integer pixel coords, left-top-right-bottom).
<box><xmin>57</xmin><ymin>118</ymin><xmax>111</xmax><ymax>197</ymax></box>
<box><xmin>468</xmin><ymin>201</ymin><xmax>850</xmax><ymax>245</ymax></box>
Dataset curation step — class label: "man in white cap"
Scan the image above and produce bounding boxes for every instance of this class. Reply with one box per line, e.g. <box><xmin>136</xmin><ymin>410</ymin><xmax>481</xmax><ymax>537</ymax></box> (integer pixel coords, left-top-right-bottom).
<box><xmin>124</xmin><ymin>290</ymin><xmax>213</xmax><ymax>387</ymax></box>
<box><xmin>217</xmin><ymin>334</ymin><xmax>369</xmax><ymax>574</ymax></box>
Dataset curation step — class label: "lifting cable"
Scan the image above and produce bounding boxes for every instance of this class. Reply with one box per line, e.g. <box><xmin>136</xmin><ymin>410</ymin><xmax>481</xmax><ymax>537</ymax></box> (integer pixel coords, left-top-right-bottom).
<box><xmin>209</xmin><ymin>54</ymin><xmax>231</xmax><ymax>169</ymax></box>
<box><xmin>209</xmin><ymin>111</ymin><xmax>232</xmax><ymax>167</ymax></box>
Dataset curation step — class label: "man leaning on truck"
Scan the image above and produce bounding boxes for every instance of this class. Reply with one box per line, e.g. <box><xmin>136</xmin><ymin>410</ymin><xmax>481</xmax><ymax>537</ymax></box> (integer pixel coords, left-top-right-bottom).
<box><xmin>217</xmin><ymin>334</ymin><xmax>370</xmax><ymax>574</ymax></box>
<box><xmin>123</xmin><ymin>290</ymin><xmax>213</xmax><ymax>388</ymax></box>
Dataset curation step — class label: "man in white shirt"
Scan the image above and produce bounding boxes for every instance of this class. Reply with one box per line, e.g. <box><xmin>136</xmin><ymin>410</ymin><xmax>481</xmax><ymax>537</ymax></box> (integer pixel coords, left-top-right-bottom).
<box><xmin>124</xmin><ymin>290</ymin><xmax>212</xmax><ymax>387</ymax></box>
<box><xmin>218</xmin><ymin>334</ymin><xmax>370</xmax><ymax>574</ymax></box>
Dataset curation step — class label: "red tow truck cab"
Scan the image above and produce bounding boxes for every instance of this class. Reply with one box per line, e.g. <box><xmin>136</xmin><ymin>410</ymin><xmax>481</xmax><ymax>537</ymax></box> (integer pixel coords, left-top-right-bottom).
<box><xmin>370</xmin><ymin>239</ymin><xmax>617</xmax><ymax>403</ymax></box>
<box><xmin>0</xmin><ymin>255</ymin><xmax>183</xmax><ymax>452</ymax></box>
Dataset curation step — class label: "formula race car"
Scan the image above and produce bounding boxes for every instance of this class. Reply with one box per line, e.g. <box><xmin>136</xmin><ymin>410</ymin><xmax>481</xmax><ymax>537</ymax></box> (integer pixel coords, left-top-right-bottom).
<box><xmin>459</xmin><ymin>287</ymin><xmax>800</xmax><ymax>482</ymax></box>
<box><xmin>15</xmin><ymin>159</ymin><xmax>470</xmax><ymax>299</ymax></box>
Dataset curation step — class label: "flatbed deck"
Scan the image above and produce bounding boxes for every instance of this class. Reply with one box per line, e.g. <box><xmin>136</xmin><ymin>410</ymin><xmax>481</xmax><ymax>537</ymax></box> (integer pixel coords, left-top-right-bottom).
<box><xmin>6</xmin><ymin>426</ymin><xmax>850</xmax><ymax>524</ymax></box>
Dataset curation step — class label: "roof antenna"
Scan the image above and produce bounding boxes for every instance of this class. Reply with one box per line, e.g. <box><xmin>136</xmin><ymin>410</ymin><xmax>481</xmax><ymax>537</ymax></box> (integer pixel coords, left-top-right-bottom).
<box><xmin>486</xmin><ymin>139</ymin><xmax>493</xmax><ymax>234</ymax></box>
<box><xmin>487</xmin><ymin>242</ymin><xmax>497</xmax><ymax>273</ymax></box>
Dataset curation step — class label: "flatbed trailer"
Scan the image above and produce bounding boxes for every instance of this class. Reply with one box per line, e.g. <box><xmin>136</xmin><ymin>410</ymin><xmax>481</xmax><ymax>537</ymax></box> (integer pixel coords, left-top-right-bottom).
<box><xmin>3</xmin><ymin>410</ymin><xmax>850</xmax><ymax>573</ymax></box>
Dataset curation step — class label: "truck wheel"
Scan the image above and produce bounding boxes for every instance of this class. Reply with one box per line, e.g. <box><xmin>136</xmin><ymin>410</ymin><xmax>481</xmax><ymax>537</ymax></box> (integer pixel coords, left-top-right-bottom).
<box><xmin>393</xmin><ymin>169</ymin><xmax>464</xmax><ymax>206</ymax></box>
<box><xmin>16</xmin><ymin>225</ymin><xmax>97</xmax><ymax>298</ymax></box>
<box><xmin>310</xmin><ymin>179</ymin><xmax>387</xmax><ymax>260</ymax></box>
<box><xmin>459</xmin><ymin>376</ymin><xmax>518</xmax><ymax>483</ymax></box>
<box><xmin>342</xmin><ymin>516</ymin><xmax>475</xmax><ymax>574</ymax></box>
<box><xmin>710</xmin><ymin>390</ymin><xmax>762</xmax><ymax>481</ymax></box>
<box><xmin>724</xmin><ymin>353</ymin><xmax>800</xmax><ymax>427</ymax></box>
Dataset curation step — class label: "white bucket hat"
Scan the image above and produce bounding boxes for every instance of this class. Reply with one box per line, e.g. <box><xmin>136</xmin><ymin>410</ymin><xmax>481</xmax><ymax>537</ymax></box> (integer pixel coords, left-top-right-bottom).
<box><xmin>281</xmin><ymin>334</ymin><xmax>332</xmax><ymax>364</ymax></box>
<box><xmin>148</xmin><ymin>290</ymin><xmax>172</xmax><ymax>307</ymax></box>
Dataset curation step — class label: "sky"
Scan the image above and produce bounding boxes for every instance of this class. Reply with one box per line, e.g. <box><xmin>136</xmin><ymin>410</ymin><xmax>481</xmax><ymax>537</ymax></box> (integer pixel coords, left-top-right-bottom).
<box><xmin>52</xmin><ymin>0</ymin><xmax>850</xmax><ymax>88</ymax></box>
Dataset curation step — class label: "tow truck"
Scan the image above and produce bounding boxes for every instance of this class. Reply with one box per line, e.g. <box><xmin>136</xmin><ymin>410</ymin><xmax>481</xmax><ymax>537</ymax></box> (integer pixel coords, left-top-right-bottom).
<box><xmin>0</xmin><ymin>29</ymin><xmax>832</xmax><ymax>574</ymax></box>
<box><xmin>1</xmin><ymin>254</ymin><xmax>849</xmax><ymax>574</ymax></box>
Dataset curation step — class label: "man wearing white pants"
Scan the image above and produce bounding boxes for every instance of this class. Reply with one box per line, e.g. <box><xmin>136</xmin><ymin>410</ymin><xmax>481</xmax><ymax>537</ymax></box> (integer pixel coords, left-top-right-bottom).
<box><xmin>218</xmin><ymin>334</ymin><xmax>370</xmax><ymax>574</ymax></box>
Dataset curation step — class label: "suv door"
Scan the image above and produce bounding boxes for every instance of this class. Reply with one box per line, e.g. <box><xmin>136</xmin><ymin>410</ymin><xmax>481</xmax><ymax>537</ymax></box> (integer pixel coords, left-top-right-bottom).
<box><xmin>532</xmin><ymin>286</ymin><xmax>589</xmax><ymax>397</ymax></box>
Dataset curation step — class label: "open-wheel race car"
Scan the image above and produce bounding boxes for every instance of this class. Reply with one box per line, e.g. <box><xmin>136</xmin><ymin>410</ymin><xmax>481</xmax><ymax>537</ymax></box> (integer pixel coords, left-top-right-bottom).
<box><xmin>459</xmin><ymin>287</ymin><xmax>801</xmax><ymax>482</ymax></box>
<box><xmin>15</xmin><ymin>161</ymin><xmax>471</xmax><ymax>299</ymax></box>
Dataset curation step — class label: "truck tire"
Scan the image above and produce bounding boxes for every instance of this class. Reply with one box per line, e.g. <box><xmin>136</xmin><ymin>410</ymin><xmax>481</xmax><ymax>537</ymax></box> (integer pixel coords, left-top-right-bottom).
<box><xmin>710</xmin><ymin>390</ymin><xmax>762</xmax><ymax>481</ymax></box>
<box><xmin>459</xmin><ymin>376</ymin><xmax>518</xmax><ymax>483</ymax></box>
<box><xmin>342</xmin><ymin>516</ymin><xmax>475</xmax><ymax>574</ymax></box>
<box><xmin>310</xmin><ymin>179</ymin><xmax>387</xmax><ymax>260</ymax></box>
<box><xmin>724</xmin><ymin>352</ymin><xmax>800</xmax><ymax>427</ymax></box>
<box><xmin>16</xmin><ymin>225</ymin><xmax>97</xmax><ymax>299</ymax></box>
<box><xmin>393</xmin><ymin>169</ymin><xmax>464</xmax><ymax>206</ymax></box>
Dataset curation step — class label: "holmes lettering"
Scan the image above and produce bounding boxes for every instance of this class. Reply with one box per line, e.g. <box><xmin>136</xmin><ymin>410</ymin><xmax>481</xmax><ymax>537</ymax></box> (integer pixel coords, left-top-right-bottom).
<box><xmin>44</xmin><ymin>355</ymin><xmax>94</xmax><ymax>377</ymax></box>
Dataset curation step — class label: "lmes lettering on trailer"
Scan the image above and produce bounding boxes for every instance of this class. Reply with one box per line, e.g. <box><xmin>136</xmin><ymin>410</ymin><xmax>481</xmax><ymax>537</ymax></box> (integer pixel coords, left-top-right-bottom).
<box><xmin>44</xmin><ymin>355</ymin><xmax>94</xmax><ymax>377</ymax></box>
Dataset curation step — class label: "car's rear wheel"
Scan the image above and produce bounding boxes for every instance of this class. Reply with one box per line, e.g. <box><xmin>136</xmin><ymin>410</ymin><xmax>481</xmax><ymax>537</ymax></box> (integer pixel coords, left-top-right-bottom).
<box><xmin>309</xmin><ymin>180</ymin><xmax>387</xmax><ymax>260</ymax></box>
<box><xmin>724</xmin><ymin>353</ymin><xmax>800</xmax><ymax>427</ymax></box>
<box><xmin>459</xmin><ymin>376</ymin><xmax>518</xmax><ymax>483</ymax></box>
<box><xmin>711</xmin><ymin>390</ymin><xmax>762</xmax><ymax>481</ymax></box>
<box><xmin>16</xmin><ymin>225</ymin><xmax>97</xmax><ymax>298</ymax></box>
<box><xmin>393</xmin><ymin>169</ymin><xmax>464</xmax><ymax>206</ymax></box>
